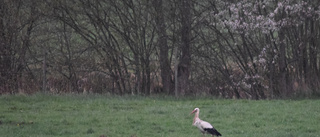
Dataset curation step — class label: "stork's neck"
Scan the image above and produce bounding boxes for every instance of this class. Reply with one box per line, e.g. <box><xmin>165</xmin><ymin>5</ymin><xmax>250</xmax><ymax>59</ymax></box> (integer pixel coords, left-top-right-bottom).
<box><xmin>193</xmin><ymin>111</ymin><xmax>200</xmax><ymax>124</ymax></box>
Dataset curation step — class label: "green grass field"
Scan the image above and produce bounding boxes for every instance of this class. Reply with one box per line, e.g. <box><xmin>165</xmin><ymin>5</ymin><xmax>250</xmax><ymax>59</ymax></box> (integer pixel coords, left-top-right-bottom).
<box><xmin>0</xmin><ymin>94</ymin><xmax>319</xmax><ymax>137</ymax></box>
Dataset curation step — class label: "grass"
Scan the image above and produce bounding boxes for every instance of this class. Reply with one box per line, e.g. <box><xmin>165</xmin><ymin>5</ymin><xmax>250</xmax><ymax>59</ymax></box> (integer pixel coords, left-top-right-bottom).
<box><xmin>0</xmin><ymin>94</ymin><xmax>319</xmax><ymax>137</ymax></box>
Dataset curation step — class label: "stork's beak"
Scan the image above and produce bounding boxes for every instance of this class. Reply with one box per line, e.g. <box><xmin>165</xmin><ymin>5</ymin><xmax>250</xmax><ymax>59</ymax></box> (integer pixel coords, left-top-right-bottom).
<box><xmin>190</xmin><ymin>110</ymin><xmax>196</xmax><ymax>115</ymax></box>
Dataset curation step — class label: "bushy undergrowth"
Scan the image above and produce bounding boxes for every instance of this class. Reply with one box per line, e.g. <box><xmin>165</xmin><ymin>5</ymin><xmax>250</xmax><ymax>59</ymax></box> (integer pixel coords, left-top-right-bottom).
<box><xmin>0</xmin><ymin>94</ymin><xmax>319</xmax><ymax>137</ymax></box>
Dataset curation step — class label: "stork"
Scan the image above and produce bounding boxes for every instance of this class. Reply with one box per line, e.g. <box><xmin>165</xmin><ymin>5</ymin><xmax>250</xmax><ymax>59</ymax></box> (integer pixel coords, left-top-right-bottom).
<box><xmin>190</xmin><ymin>108</ymin><xmax>222</xmax><ymax>137</ymax></box>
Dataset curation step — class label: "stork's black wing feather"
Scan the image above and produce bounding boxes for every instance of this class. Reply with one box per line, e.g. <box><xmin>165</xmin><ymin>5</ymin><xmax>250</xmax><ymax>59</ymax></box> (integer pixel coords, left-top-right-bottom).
<box><xmin>204</xmin><ymin>128</ymin><xmax>222</xmax><ymax>136</ymax></box>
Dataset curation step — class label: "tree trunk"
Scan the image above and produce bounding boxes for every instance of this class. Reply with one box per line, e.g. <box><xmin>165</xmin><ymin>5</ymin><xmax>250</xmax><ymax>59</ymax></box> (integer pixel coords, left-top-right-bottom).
<box><xmin>42</xmin><ymin>48</ymin><xmax>47</xmax><ymax>93</ymax></box>
<box><xmin>178</xmin><ymin>0</ymin><xmax>192</xmax><ymax>96</ymax></box>
<box><xmin>278</xmin><ymin>29</ymin><xmax>288</xmax><ymax>97</ymax></box>
<box><xmin>153</xmin><ymin>0</ymin><xmax>173</xmax><ymax>94</ymax></box>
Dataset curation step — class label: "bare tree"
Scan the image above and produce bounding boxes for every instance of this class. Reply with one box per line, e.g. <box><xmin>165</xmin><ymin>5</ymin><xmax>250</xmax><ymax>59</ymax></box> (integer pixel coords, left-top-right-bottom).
<box><xmin>0</xmin><ymin>0</ymin><xmax>40</xmax><ymax>94</ymax></box>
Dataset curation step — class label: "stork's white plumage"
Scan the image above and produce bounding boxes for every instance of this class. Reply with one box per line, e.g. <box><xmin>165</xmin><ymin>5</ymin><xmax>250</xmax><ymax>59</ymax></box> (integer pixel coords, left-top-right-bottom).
<box><xmin>190</xmin><ymin>108</ymin><xmax>222</xmax><ymax>137</ymax></box>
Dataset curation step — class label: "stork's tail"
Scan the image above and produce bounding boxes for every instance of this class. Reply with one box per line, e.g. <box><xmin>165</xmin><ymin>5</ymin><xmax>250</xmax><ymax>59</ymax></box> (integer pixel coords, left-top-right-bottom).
<box><xmin>204</xmin><ymin>128</ymin><xmax>222</xmax><ymax>136</ymax></box>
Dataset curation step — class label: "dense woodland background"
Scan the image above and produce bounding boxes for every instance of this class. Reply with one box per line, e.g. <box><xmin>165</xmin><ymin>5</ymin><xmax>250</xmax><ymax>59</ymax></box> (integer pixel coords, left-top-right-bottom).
<box><xmin>1</xmin><ymin>0</ymin><xmax>320</xmax><ymax>99</ymax></box>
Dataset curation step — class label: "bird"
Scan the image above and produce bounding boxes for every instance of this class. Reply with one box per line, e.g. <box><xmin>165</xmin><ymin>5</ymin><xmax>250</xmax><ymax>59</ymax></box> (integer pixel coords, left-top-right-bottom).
<box><xmin>190</xmin><ymin>108</ymin><xmax>222</xmax><ymax>137</ymax></box>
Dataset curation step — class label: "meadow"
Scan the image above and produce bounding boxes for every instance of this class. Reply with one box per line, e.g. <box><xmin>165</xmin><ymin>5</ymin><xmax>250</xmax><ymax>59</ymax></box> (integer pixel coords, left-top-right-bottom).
<box><xmin>0</xmin><ymin>94</ymin><xmax>319</xmax><ymax>137</ymax></box>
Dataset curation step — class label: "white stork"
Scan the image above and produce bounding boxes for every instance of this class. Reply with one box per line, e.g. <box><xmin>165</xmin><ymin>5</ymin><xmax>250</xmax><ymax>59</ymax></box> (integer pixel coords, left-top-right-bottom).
<box><xmin>190</xmin><ymin>108</ymin><xmax>222</xmax><ymax>137</ymax></box>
